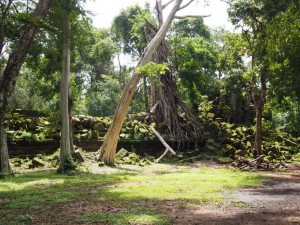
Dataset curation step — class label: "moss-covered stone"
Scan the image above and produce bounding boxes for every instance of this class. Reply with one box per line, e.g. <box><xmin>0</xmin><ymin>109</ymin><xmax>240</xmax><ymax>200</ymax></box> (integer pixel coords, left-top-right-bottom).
<box><xmin>115</xmin><ymin>148</ymin><xmax>129</xmax><ymax>160</ymax></box>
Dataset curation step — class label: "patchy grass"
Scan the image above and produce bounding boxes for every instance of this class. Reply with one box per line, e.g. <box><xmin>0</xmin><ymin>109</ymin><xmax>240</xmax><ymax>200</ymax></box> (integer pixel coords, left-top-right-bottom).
<box><xmin>0</xmin><ymin>163</ymin><xmax>262</xmax><ymax>224</ymax></box>
<box><xmin>104</xmin><ymin>168</ymin><xmax>261</xmax><ymax>203</ymax></box>
<box><xmin>0</xmin><ymin>170</ymin><xmax>127</xmax><ymax>210</ymax></box>
<box><xmin>77</xmin><ymin>206</ymin><xmax>172</xmax><ymax>225</ymax></box>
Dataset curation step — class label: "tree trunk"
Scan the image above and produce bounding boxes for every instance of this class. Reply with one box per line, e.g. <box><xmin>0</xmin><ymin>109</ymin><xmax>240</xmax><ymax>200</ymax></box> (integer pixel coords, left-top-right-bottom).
<box><xmin>145</xmin><ymin>0</ymin><xmax>205</xmax><ymax>141</ymax></box>
<box><xmin>255</xmin><ymin>105</ymin><xmax>263</xmax><ymax>156</ymax></box>
<box><xmin>252</xmin><ymin>54</ymin><xmax>267</xmax><ymax>157</ymax></box>
<box><xmin>69</xmin><ymin>96</ymin><xmax>75</xmax><ymax>154</ymax></box>
<box><xmin>144</xmin><ymin>20</ymin><xmax>159</xmax><ymax>109</ymax></box>
<box><xmin>58</xmin><ymin>1</ymin><xmax>71</xmax><ymax>173</ymax></box>
<box><xmin>97</xmin><ymin>0</ymin><xmax>184</xmax><ymax>165</ymax></box>
<box><xmin>150</xmin><ymin>83</ymin><xmax>158</xmax><ymax>108</ymax></box>
<box><xmin>143</xmin><ymin>76</ymin><xmax>149</xmax><ymax>110</ymax></box>
<box><xmin>152</xmin><ymin>1</ymin><xmax>183</xmax><ymax>137</ymax></box>
<box><xmin>0</xmin><ymin>0</ymin><xmax>53</xmax><ymax>176</ymax></box>
<box><xmin>298</xmin><ymin>103</ymin><xmax>300</xmax><ymax>127</ymax></box>
<box><xmin>0</xmin><ymin>116</ymin><xmax>12</xmax><ymax>177</ymax></box>
<box><xmin>252</xmin><ymin>89</ymin><xmax>265</xmax><ymax>156</ymax></box>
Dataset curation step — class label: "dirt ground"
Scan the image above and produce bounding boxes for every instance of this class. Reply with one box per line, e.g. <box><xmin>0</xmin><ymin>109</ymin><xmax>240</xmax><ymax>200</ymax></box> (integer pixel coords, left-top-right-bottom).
<box><xmin>162</xmin><ymin>163</ymin><xmax>300</xmax><ymax>225</ymax></box>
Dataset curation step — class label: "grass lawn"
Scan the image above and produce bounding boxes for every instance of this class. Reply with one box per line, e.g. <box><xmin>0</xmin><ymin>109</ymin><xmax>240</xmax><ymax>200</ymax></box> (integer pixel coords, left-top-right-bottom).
<box><xmin>0</xmin><ymin>163</ymin><xmax>262</xmax><ymax>225</ymax></box>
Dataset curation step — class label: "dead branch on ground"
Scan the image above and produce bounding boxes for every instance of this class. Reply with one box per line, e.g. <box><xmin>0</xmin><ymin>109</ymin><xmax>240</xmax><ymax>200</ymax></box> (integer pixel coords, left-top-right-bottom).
<box><xmin>232</xmin><ymin>155</ymin><xmax>288</xmax><ymax>171</ymax></box>
<box><xmin>150</xmin><ymin>125</ymin><xmax>176</xmax><ymax>162</ymax></box>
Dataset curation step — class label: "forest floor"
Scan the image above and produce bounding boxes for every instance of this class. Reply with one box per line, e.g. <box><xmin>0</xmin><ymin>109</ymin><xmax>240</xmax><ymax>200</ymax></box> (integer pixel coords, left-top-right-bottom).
<box><xmin>0</xmin><ymin>160</ymin><xmax>299</xmax><ymax>225</ymax></box>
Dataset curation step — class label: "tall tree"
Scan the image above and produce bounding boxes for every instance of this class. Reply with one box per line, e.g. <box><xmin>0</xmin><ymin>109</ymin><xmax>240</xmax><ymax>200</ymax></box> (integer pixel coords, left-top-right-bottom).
<box><xmin>229</xmin><ymin>0</ymin><xmax>268</xmax><ymax>156</ymax></box>
<box><xmin>266</xmin><ymin>2</ymin><xmax>300</xmax><ymax>129</ymax></box>
<box><xmin>146</xmin><ymin>0</ymin><xmax>205</xmax><ymax>140</ymax></box>
<box><xmin>0</xmin><ymin>0</ymin><xmax>53</xmax><ymax>176</ymax></box>
<box><xmin>21</xmin><ymin>5</ymin><xmax>106</xmax><ymax>115</ymax></box>
<box><xmin>97</xmin><ymin>0</ymin><xmax>184</xmax><ymax>165</ymax></box>
<box><xmin>228</xmin><ymin>0</ymin><xmax>292</xmax><ymax>156</ymax></box>
<box><xmin>57</xmin><ymin>0</ymin><xmax>72</xmax><ymax>173</ymax></box>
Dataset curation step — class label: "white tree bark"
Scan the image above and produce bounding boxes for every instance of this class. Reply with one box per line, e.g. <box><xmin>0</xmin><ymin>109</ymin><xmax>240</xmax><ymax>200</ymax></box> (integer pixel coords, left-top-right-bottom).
<box><xmin>97</xmin><ymin>0</ymin><xmax>184</xmax><ymax>165</ymax></box>
<box><xmin>58</xmin><ymin>1</ymin><xmax>71</xmax><ymax>173</ymax></box>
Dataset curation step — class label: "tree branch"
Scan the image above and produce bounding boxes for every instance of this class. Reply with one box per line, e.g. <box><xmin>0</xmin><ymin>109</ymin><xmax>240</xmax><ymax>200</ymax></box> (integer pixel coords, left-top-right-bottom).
<box><xmin>175</xmin><ymin>14</ymin><xmax>211</xmax><ymax>19</ymax></box>
<box><xmin>178</xmin><ymin>0</ymin><xmax>194</xmax><ymax>11</ymax></box>
<box><xmin>0</xmin><ymin>1</ymin><xmax>13</xmax><ymax>55</ymax></box>
<box><xmin>220</xmin><ymin>0</ymin><xmax>230</xmax><ymax>4</ymax></box>
<box><xmin>144</xmin><ymin>18</ymin><xmax>158</xmax><ymax>32</ymax></box>
<box><xmin>150</xmin><ymin>126</ymin><xmax>176</xmax><ymax>156</ymax></box>
<box><xmin>150</xmin><ymin>101</ymin><xmax>159</xmax><ymax>114</ymax></box>
<box><xmin>162</xmin><ymin>0</ymin><xmax>176</xmax><ymax>10</ymax></box>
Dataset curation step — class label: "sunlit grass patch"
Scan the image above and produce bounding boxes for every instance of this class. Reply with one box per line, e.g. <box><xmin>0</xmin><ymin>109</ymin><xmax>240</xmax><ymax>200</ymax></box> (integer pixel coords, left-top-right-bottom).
<box><xmin>77</xmin><ymin>206</ymin><xmax>172</xmax><ymax>225</ymax></box>
<box><xmin>0</xmin><ymin>178</ymin><xmax>65</xmax><ymax>192</ymax></box>
<box><xmin>102</xmin><ymin>168</ymin><xmax>261</xmax><ymax>203</ymax></box>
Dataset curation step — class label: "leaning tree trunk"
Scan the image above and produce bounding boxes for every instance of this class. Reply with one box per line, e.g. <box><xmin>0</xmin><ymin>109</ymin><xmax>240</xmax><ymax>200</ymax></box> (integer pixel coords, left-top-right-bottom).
<box><xmin>0</xmin><ymin>0</ymin><xmax>53</xmax><ymax>176</ymax></box>
<box><xmin>97</xmin><ymin>0</ymin><xmax>184</xmax><ymax>165</ymax></box>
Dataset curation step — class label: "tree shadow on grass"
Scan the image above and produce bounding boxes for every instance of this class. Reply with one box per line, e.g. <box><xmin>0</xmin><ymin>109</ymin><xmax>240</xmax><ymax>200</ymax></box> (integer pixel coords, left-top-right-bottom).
<box><xmin>0</xmin><ymin>170</ymin><xmax>137</xmax><ymax>223</ymax></box>
<box><xmin>0</xmin><ymin>171</ymin><xmax>173</xmax><ymax>225</ymax></box>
